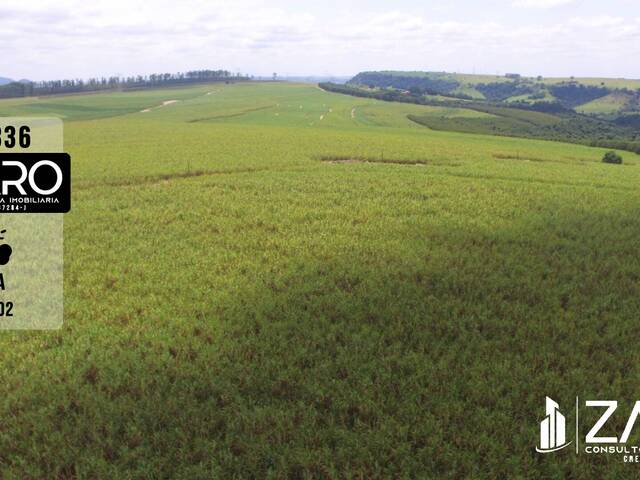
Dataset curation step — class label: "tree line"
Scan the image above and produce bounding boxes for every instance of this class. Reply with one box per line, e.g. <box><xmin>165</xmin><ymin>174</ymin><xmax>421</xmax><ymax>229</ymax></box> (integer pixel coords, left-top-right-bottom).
<box><xmin>0</xmin><ymin>70</ymin><xmax>250</xmax><ymax>99</ymax></box>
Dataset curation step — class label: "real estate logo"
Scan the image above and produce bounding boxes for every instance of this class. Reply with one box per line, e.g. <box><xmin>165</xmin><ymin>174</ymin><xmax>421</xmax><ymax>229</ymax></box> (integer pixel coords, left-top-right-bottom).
<box><xmin>537</xmin><ymin>397</ymin><xmax>571</xmax><ymax>453</ymax></box>
<box><xmin>536</xmin><ymin>396</ymin><xmax>640</xmax><ymax>463</ymax></box>
<box><xmin>0</xmin><ymin>119</ymin><xmax>65</xmax><ymax>329</ymax></box>
<box><xmin>0</xmin><ymin>153</ymin><xmax>70</xmax><ymax>213</ymax></box>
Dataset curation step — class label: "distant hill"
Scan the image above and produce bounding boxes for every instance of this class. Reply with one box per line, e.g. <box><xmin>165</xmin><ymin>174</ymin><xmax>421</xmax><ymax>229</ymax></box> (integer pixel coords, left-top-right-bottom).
<box><xmin>353</xmin><ymin>70</ymin><xmax>640</xmax><ymax>90</ymax></box>
<box><xmin>347</xmin><ymin>71</ymin><xmax>640</xmax><ymax>115</ymax></box>
<box><xmin>256</xmin><ymin>75</ymin><xmax>351</xmax><ymax>84</ymax></box>
<box><xmin>282</xmin><ymin>76</ymin><xmax>351</xmax><ymax>84</ymax></box>
<box><xmin>0</xmin><ymin>77</ymin><xmax>13</xmax><ymax>85</ymax></box>
<box><xmin>320</xmin><ymin>80</ymin><xmax>640</xmax><ymax>154</ymax></box>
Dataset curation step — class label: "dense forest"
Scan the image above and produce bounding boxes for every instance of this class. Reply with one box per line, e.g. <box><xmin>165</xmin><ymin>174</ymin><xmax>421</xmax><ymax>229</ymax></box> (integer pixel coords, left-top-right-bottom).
<box><xmin>349</xmin><ymin>72</ymin><xmax>459</xmax><ymax>95</ymax></box>
<box><xmin>548</xmin><ymin>83</ymin><xmax>609</xmax><ymax>107</ymax></box>
<box><xmin>475</xmin><ymin>81</ymin><xmax>610</xmax><ymax>105</ymax></box>
<box><xmin>0</xmin><ymin>70</ymin><xmax>249</xmax><ymax>99</ymax></box>
<box><xmin>475</xmin><ymin>82</ymin><xmax>535</xmax><ymax>102</ymax></box>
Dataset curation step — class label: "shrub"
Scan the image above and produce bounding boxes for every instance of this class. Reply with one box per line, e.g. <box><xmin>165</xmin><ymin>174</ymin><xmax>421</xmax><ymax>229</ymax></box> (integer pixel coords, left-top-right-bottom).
<box><xmin>602</xmin><ymin>151</ymin><xmax>623</xmax><ymax>164</ymax></box>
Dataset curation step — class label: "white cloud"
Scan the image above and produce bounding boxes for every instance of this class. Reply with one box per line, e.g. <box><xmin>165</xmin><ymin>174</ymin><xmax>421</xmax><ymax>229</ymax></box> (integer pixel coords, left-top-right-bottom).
<box><xmin>512</xmin><ymin>0</ymin><xmax>576</xmax><ymax>8</ymax></box>
<box><xmin>0</xmin><ymin>0</ymin><xmax>639</xmax><ymax>79</ymax></box>
<box><xmin>569</xmin><ymin>16</ymin><xmax>625</xmax><ymax>27</ymax></box>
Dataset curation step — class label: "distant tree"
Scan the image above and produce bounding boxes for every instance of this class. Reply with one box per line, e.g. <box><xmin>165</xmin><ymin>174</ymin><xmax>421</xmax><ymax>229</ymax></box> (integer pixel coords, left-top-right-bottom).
<box><xmin>0</xmin><ymin>69</ymin><xmax>248</xmax><ymax>99</ymax></box>
<box><xmin>602</xmin><ymin>151</ymin><xmax>623</xmax><ymax>164</ymax></box>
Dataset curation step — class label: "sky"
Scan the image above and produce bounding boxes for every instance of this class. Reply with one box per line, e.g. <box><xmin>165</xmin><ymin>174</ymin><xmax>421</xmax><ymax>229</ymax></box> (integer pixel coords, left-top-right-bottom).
<box><xmin>1</xmin><ymin>0</ymin><xmax>639</xmax><ymax>81</ymax></box>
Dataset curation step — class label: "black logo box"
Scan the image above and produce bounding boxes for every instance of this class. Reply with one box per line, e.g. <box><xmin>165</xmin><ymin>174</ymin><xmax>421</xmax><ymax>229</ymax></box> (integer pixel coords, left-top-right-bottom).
<box><xmin>0</xmin><ymin>153</ymin><xmax>70</xmax><ymax>213</ymax></box>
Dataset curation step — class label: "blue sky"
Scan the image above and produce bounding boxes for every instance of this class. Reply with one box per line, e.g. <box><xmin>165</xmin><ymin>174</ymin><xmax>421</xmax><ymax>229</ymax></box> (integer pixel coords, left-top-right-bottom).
<box><xmin>1</xmin><ymin>0</ymin><xmax>639</xmax><ymax>80</ymax></box>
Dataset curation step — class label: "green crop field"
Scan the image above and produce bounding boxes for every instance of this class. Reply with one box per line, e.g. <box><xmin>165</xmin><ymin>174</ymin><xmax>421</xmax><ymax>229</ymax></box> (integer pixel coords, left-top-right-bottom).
<box><xmin>1</xmin><ymin>81</ymin><xmax>640</xmax><ymax>478</ymax></box>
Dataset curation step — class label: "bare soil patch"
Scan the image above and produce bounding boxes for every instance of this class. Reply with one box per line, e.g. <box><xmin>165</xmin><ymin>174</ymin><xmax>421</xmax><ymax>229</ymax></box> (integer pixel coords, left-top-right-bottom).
<box><xmin>318</xmin><ymin>155</ymin><xmax>459</xmax><ymax>167</ymax></box>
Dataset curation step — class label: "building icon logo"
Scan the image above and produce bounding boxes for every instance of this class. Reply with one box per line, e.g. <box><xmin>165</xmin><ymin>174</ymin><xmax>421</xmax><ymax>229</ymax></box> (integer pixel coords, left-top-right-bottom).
<box><xmin>536</xmin><ymin>397</ymin><xmax>572</xmax><ymax>453</ymax></box>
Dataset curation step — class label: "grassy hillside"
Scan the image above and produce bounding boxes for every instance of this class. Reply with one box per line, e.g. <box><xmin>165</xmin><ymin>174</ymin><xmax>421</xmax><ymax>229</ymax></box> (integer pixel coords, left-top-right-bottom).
<box><xmin>578</xmin><ymin>92</ymin><xmax>637</xmax><ymax>115</ymax></box>
<box><xmin>546</xmin><ymin>76</ymin><xmax>640</xmax><ymax>89</ymax></box>
<box><xmin>374</xmin><ymin>70</ymin><xmax>640</xmax><ymax>90</ymax></box>
<box><xmin>1</xmin><ymin>82</ymin><xmax>640</xmax><ymax>478</ymax></box>
<box><xmin>350</xmin><ymin>71</ymin><xmax>640</xmax><ymax>115</ymax></box>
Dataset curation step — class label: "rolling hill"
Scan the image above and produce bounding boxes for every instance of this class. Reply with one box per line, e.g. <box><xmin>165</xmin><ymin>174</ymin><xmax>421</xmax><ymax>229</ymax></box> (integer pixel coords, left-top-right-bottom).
<box><xmin>348</xmin><ymin>71</ymin><xmax>640</xmax><ymax>114</ymax></box>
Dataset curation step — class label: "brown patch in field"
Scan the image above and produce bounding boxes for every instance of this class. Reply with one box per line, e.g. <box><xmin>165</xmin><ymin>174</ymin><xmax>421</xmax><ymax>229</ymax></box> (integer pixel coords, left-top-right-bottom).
<box><xmin>324</xmin><ymin>158</ymin><xmax>363</xmax><ymax>164</ymax></box>
<box><xmin>492</xmin><ymin>153</ymin><xmax>549</xmax><ymax>162</ymax></box>
<box><xmin>75</xmin><ymin>167</ymin><xmax>270</xmax><ymax>190</ymax></box>
<box><xmin>493</xmin><ymin>153</ymin><xmax>596</xmax><ymax>165</ymax></box>
<box><xmin>318</xmin><ymin>155</ymin><xmax>459</xmax><ymax>166</ymax></box>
